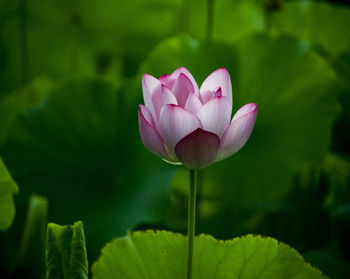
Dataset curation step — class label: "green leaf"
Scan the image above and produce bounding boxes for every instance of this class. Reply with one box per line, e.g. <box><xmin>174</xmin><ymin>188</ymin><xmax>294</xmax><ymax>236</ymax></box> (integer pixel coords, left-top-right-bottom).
<box><xmin>0</xmin><ymin>77</ymin><xmax>52</xmax><ymax>144</ymax></box>
<box><xmin>92</xmin><ymin>231</ymin><xmax>327</xmax><ymax>279</ymax></box>
<box><xmin>271</xmin><ymin>1</ymin><xmax>350</xmax><ymax>55</ymax></box>
<box><xmin>1</xmin><ymin>77</ymin><xmax>175</xmax><ymax>260</ymax></box>
<box><xmin>46</xmin><ymin>221</ymin><xmax>88</xmax><ymax>279</ymax></box>
<box><xmin>140</xmin><ymin>33</ymin><xmax>340</xmax><ymax>206</ymax></box>
<box><xmin>0</xmin><ymin>157</ymin><xmax>18</xmax><ymax>231</ymax></box>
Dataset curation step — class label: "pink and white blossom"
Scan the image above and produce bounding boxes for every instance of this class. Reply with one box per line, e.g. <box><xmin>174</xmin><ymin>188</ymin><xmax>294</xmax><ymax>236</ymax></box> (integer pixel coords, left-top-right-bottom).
<box><xmin>138</xmin><ymin>67</ymin><xmax>258</xmax><ymax>169</ymax></box>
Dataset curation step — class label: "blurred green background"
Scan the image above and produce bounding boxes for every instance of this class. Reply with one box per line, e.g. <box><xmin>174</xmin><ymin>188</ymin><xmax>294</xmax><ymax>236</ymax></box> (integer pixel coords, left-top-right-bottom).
<box><xmin>0</xmin><ymin>0</ymin><xmax>350</xmax><ymax>278</ymax></box>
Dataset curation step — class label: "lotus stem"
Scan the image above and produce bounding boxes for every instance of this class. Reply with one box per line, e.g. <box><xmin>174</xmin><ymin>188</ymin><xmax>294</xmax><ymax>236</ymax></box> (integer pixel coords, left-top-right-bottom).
<box><xmin>187</xmin><ymin>168</ymin><xmax>197</xmax><ymax>279</ymax></box>
<box><xmin>205</xmin><ymin>0</ymin><xmax>215</xmax><ymax>73</ymax></box>
<box><xmin>180</xmin><ymin>0</ymin><xmax>191</xmax><ymax>33</ymax></box>
<box><xmin>19</xmin><ymin>0</ymin><xmax>28</xmax><ymax>84</ymax></box>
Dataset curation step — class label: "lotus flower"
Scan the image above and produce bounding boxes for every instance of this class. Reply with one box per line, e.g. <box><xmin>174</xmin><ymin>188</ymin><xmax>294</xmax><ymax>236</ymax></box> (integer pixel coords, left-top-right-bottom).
<box><xmin>138</xmin><ymin>67</ymin><xmax>257</xmax><ymax>169</ymax></box>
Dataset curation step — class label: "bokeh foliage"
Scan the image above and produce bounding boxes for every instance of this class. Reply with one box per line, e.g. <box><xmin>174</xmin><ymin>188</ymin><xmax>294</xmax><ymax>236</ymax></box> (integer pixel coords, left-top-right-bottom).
<box><xmin>0</xmin><ymin>157</ymin><xmax>18</xmax><ymax>231</ymax></box>
<box><xmin>0</xmin><ymin>0</ymin><xmax>349</xmax><ymax>278</ymax></box>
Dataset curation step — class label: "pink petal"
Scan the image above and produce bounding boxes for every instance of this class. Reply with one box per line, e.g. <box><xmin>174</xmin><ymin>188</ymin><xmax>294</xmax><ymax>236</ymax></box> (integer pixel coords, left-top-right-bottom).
<box><xmin>138</xmin><ymin>105</ymin><xmax>169</xmax><ymax>159</ymax></box>
<box><xmin>162</xmin><ymin>85</ymin><xmax>178</xmax><ymax>106</ymax></box>
<box><xmin>159</xmin><ymin>74</ymin><xmax>175</xmax><ymax>89</ymax></box>
<box><xmin>139</xmin><ymin>104</ymin><xmax>154</xmax><ymax>126</ymax></box>
<box><xmin>216</xmin><ymin>103</ymin><xmax>258</xmax><ymax>161</ymax></box>
<box><xmin>142</xmin><ymin>78</ymin><xmax>168</xmax><ymax>121</ymax></box>
<box><xmin>159</xmin><ymin>74</ymin><xmax>171</xmax><ymax>83</ymax></box>
<box><xmin>200</xmin><ymin>90</ymin><xmax>214</xmax><ymax>104</ymax></box>
<box><xmin>184</xmin><ymin>93</ymin><xmax>202</xmax><ymax>114</ymax></box>
<box><xmin>171</xmin><ymin>73</ymin><xmax>195</xmax><ymax>107</ymax></box>
<box><xmin>213</xmin><ymin>87</ymin><xmax>222</xmax><ymax>98</ymax></box>
<box><xmin>159</xmin><ymin>104</ymin><xmax>202</xmax><ymax>154</ymax></box>
<box><xmin>200</xmin><ymin>68</ymin><xmax>232</xmax><ymax>105</ymax></box>
<box><xmin>175</xmin><ymin>128</ymin><xmax>220</xmax><ymax>169</ymax></box>
<box><xmin>151</xmin><ymin>89</ymin><xmax>164</xmax><ymax>120</ymax></box>
<box><xmin>196</xmin><ymin>96</ymin><xmax>232</xmax><ymax>138</ymax></box>
<box><xmin>171</xmin><ymin>67</ymin><xmax>199</xmax><ymax>94</ymax></box>
<box><xmin>232</xmin><ymin>102</ymin><xmax>257</xmax><ymax>120</ymax></box>
<box><xmin>142</xmin><ymin>74</ymin><xmax>161</xmax><ymax>118</ymax></box>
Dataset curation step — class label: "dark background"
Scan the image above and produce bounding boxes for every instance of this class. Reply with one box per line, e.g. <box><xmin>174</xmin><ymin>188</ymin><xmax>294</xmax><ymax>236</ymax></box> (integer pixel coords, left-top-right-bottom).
<box><xmin>0</xmin><ymin>0</ymin><xmax>349</xmax><ymax>278</ymax></box>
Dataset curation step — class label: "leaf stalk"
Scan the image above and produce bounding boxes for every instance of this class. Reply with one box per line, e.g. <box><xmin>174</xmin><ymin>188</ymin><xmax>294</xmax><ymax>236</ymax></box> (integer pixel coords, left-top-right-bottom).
<box><xmin>187</xmin><ymin>168</ymin><xmax>197</xmax><ymax>279</ymax></box>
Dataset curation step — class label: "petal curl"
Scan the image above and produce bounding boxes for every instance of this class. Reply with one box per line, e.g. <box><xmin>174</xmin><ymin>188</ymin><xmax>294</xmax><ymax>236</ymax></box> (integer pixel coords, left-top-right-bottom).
<box><xmin>142</xmin><ymin>74</ymin><xmax>161</xmax><ymax>118</ymax></box>
<box><xmin>175</xmin><ymin>128</ymin><xmax>220</xmax><ymax>169</ymax></box>
<box><xmin>216</xmin><ymin>103</ymin><xmax>258</xmax><ymax>161</ymax></box>
<box><xmin>232</xmin><ymin>102</ymin><xmax>256</xmax><ymax>120</ymax></box>
<box><xmin>159</xmin><ymin>104</ymin><xmax>202</xmax><ymax>154</ymax></box>
<box><xmin>171</xmin><ymin>67</ymin><xmax>199</xmax><ymax>94</ymax></box>
<box><xmin>159</xmin><ymin>74</ymin><xmax>175</xmax><ymax>89</ymax></box>
<box><xmin>200</xmin><ymin>68</ymin><xmax>232</xmax><ymax>105</ymax></box>
<box><xmin>196</xmin><ymin>96</ymin><xmax>232</xmax><ymax>138</ymax></box>
<box><xmin>159</xmin><ymin>74</ymin><xmax>171</xmax><ymax>83</ymax></box>
<box><xmin>138</xmin><ymin>105</ymin><xmax>168</xmax><ymax>159</ymax></box>
<box><xmin>139</xmin><ymin>104</ymin><xmax>154</xmax><ymax>126</ymax></box>
<box><xmin>171</xmin><ymin>73</ymin><xmax>194</xmax><ymax>107</ymax></box>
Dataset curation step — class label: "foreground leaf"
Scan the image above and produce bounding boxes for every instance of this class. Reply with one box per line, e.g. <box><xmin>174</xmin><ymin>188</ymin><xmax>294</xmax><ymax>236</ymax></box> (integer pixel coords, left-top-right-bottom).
<box><xmin>92</xmin><ymin>231</ymin><xmax>327</xmax><ymax>279</ymax></box>
<box><xmin>0</xmin><ymin>157</ymin><xmax>18</xmax><ymax>231</ymax></box>
<box><xmin>46</xmin><ymin>221</ymin><xmax>88</xmax><ymax>279</ymax></box>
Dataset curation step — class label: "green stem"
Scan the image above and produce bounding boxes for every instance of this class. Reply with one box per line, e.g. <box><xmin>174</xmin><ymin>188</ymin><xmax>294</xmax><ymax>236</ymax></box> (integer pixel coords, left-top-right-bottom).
<box><xmin>19</xmin><ymin>0</ymin><xmax>28</xmax><ymax>84</ymax></box>
<box><xmin>264</xmin><ymin>7</ymin><xmax>272</xmax><ymax>32</ymax></box>
<box><xmin>187</xmin><ymin>169</ymin><xmax>197</xmax><ymax>279</ymax></box>
<box><xmin>180</xmin><ymin>0</ymin><xmax>191</xmax><ymax>33</ymax></box>
<box><xmin>206</xmin><ymin>0</ymin><xmax>214</xmax><ymax>46</ymax></box>
<box><xmin>204</xmin><ymin>0</ymin><xmax>215</xmax><ymax>74</ymax></box>
<box><xmin>70</xmin><ymin>13</ymin><xmax>80</xmax><ymax>73</ymax></box>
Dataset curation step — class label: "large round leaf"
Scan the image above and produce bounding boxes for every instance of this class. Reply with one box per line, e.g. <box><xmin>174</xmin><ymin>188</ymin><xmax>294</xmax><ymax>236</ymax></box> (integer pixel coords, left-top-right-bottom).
<box><xmin>92</xmin><ymin>231</ymin><xmax>327</xmax><ymax>279</ymax></box>
<box><xmin>0</xmin><ymin>77</ymin><xmax>52</xmax><ymax>144</ymax></box>
<box><xmin>140</xmin><ymin>33</ymin><xmax>340</xmax><ymax>206</ymax></box>
<box><xmin>0</xmin><ymin>78</ymin><xmax>175</xmax><ymax>259</ymax></box>
<box><xmin>271</xmin><ymin>1</ymin><xmax>350</xmax><ymax>55</ymax></box>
